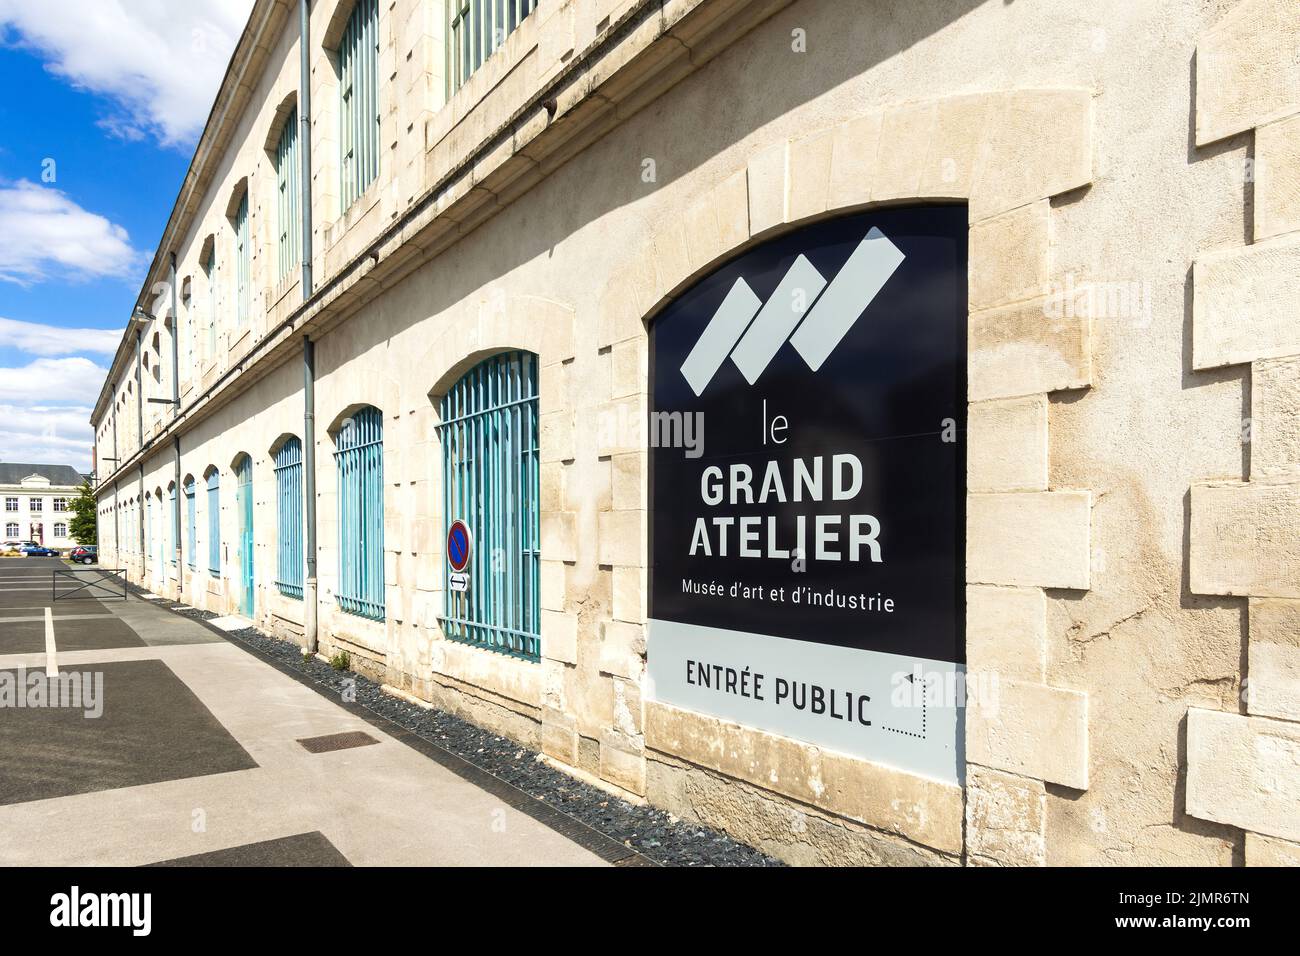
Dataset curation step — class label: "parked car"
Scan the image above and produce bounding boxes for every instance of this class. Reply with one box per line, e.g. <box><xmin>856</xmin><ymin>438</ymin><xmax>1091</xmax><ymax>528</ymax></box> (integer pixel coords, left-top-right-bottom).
<box><xmin>3</xmin><ymin>541</ymin><xmax>41</xmax><ymax>553</ymax></box>
<box><xmin>23</xmin><ymin>546</ymin><xmax>60</xmax><ymax>557</ymax></box>
<box><xmin>69</xmin><ymin>546</ymin><xmax>97</xmax><ymax>565</ymax></box>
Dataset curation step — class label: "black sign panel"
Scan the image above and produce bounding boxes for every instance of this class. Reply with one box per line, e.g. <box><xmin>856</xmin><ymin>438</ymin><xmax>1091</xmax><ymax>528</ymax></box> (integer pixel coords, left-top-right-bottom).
<box><xmin>650</xmin><ymin>205</ymin><xmax>966</xmax><ymax>665</ymax></box>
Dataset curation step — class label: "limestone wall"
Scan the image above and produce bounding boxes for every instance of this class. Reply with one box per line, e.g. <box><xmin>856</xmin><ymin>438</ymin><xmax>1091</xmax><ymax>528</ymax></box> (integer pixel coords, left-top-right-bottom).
<box><xmin>91</xmin><ymin>0</ymin><xmax>1300</xmax><ymax>865</ymax></box>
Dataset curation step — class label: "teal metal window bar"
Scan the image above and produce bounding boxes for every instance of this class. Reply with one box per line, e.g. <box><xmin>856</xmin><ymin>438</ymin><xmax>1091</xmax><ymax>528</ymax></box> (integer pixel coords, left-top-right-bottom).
<box><xmin>206</xmin><ymin>470</ymin><xmax>220</xmax><ymax>575</ymax></box>
<box><xmin>335</xmin><ymin>406</ymin><xmax>385</xmax><ymax>620</ymax></box>
<box><xmin>449</xmin><ymin>0</ymin><xmax>537</xmax><ymax>95</ymax></box>
<box><xmin>185</xmin><ymin>478</ymin><xmax>196</xmax><ymax>570</ymax></box>
<box><xmin>234</xmin><ymin>192</ymin><xmax>250</xmax><ymax>326</ymax></box>
<box><xmin>275</xmin><ymin>437</ymin><xmax>304</xmax><ymax>599</ymax></box>
<box><xmin>339</xmin><ymin>0</ymin><xmax>380</xmax><ymax>211</ymax></box>
<box><xmin>275</xmin><ymin>107</ymin><xmax>300</xmax><ymax>282</ymax></box>
<box><xmin>437</xmin><ymin>351</ymin><xmax>540</xmax><ymax>661</ymax></box>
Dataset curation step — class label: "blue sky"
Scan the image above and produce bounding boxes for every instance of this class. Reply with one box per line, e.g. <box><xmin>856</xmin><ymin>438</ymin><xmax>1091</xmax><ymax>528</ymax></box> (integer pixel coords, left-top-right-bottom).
<box><xmin>0</xmin><ymin>0</ymin><xmax>250</xmax><ymax>472</ymax></box>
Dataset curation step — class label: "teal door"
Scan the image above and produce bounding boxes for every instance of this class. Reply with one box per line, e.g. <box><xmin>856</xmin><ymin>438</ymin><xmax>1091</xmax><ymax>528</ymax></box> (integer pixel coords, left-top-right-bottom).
<box><xmin>236</xmin><ymin>457</ymin><xmax>254</xmax><ymax>616</ymax></box>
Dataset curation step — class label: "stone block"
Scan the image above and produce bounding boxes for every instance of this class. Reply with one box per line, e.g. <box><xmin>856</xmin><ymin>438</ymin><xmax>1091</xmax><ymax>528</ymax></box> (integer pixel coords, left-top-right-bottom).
<box><xmin>969</xmin><ymin>298</ymin><xmax>1091</xmax><ymax>401</ymax></box>
<box><xmin>1185</xmin><ymin>707</ymin><xmax>1300</xmax><ymax>842</ymax></box>
<box><xmin>1248</xmin><ymin>598</ymin><xmax>1300</xmax><ymax>720</ymax></box>
<box><xmin>968</xmin><ymin>395</ymin><xmax>1049</xmax><ymax>493</ymax></box>
<box><xmin>1193</xmin><ymin>238</ymin><xmax>1300</xmax><ymax>369</ymax></box>
<box><xmin>967</xmin><ymin>584</ymin><xmax>1047</xmax><ymax>682</ymax></box>
<box><xmin>1190</xmin><ymin>479</ymin><xmax>1300</xmax><ymax>598</ymax></box>
<box><xmin>967</xmin><ymin>678</ymin><xmax>1090</xmax><ymax>789</ymax></box>
<box><xmin>1254</xmin><ymin>114</ymin><xmax>1300</xmax><ymax>241</ymax></box>
<box><xmin>966</xmin><ymin>765</ymin><xmax>1047</xmax><ymax>866</ymax></box>
<box><xmin>1195</xmin><ymin>0</ymin><xmax>1300</xmax><ymax>145</ymax></box>
<box><xmin>968</xmin><ymin>200</ymin><xmax>1051</xmax><ymax>312</ymax></box>
<box><xmin>967</xmin><ymin>491</ymin><xmax>1092</xmax><ymax>590</ymax></box>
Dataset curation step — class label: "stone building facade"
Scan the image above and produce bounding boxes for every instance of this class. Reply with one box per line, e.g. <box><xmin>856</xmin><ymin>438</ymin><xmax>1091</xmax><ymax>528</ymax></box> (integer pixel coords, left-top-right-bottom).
<box><xmin>1</xmin><ymin>463</ymin><xmax>84</xmax><ymax>549</ymax></box>
<box><xmin>89</xmin><ymin>0</ymin><xmax>1300</xmax><ymax>865</ymax></box>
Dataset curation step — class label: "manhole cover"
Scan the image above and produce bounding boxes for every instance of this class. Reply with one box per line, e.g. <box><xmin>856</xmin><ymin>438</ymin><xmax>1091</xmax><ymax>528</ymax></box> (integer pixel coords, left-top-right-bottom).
<box><xmin>296</xmin><ymin>731</ymin><xmax>380</xmax><ymax>754</ymax></box>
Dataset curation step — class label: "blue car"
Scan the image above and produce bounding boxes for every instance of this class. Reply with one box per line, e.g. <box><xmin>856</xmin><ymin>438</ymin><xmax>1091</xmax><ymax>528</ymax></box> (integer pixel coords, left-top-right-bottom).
<box><xmin>23</xmin><ymin>546</ymin><xmax>60</xmax><ymax>557</ymax></box>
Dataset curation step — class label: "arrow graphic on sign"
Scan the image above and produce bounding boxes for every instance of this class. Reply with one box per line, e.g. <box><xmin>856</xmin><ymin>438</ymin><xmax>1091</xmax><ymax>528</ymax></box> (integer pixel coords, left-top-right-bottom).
<box><xmin>679</xmin><ymin>227</ymin><xmax>905</xmax><ymax>396</ymax></box>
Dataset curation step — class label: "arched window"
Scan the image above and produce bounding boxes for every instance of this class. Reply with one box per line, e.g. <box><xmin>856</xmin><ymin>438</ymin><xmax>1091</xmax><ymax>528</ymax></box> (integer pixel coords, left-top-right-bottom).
<box><xmin>334</xmin><ymin>406</ymin><xmax>383</xmax><ymax>619</ymax></box>
<box><xmin>167</xmin><ymin>482</ymin><xmax>177</xmax><ymax>566</ymax></box>
<box><xmin>437</xmin><ymin>351</ymin><xmax>540</xmax><ymax>660</ymax></box>
<box><xmin>234</xmin><ymin>191</ymin><xmax>250</xmax><ymax>326</ymax></box>
<box><xmin>54</xmin><ymin>523</ymin><xmax>67</xmax><ymax>538</ymax></box>
<box><xmin>185</xmin><ymin>477</ymin><xmax>196</xmax><ymax>569</ymax></box>
<box><xmin>275</xmin><ymin>108</ymin><xmax>300</xmax><ymax>281</ymax></box>
<box><xmin>6</xmin><ymin>522</ymin><xmax>18</xmax><ymax>538</ymax></box>
<box><xmin>449</xmin><ymin>0</ymin><xmax>536</xmax><ymax>92</ymax></box>
<box><xmin>145</xmin><ymin>494</ymin><xmax>153</xmax><ymax>568</ymax></box>
<box><xmin>206</xmin><ymin>469</ymin><xmax>221</xmax><ymax>574</ymax></box>
<box><xmin>339</xmin><ymin>0</ymin><xmax>380</xmax><ymax>210</ymax></box>
<box><xmin>203</xmin><ymin>244</ymin><xmax>217</xmax><ymax>359</ymax></box>
<box><xmin>274</xmin><ymin>437</ymin><xmax>304</xmax><ymax>598</ymax></box>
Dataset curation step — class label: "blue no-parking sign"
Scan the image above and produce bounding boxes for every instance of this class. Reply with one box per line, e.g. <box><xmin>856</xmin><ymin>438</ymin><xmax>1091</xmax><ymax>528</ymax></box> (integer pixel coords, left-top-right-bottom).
<box><xmin>447</xmin><ymin>519</ymin><xmax>472</xmax><ymax>573</ymax></box>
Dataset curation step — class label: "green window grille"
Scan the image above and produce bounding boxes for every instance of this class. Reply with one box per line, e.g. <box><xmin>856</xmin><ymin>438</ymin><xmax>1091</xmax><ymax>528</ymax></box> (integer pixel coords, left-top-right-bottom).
<box><xmin>234</xmin><ymin>192</ymin><xmax>250</xmax><ymax>326</ymax></box>
<box><xmin>275</xmin><ymin>438</ymin><xmax>304</xmax><ymax>599</ymax></box>
<box><xmin>275</xmin><ymin>108</ymin><xmax>300</xmax><ymax>281</ymax></box>
<box><xmin>207</xmin><ymin>471</ymin><xmax>220</xmax><ymax>574</ymax></box>
<box><xmin>449</xmin><ymin>0</ymin><xmax>537</xmax><ymax>94</ymax></box>
<box><xmin>185</xmin><ymin>479</ymin><xmax>196</xmax><ymax>570</ymax></box>
<box><xmin>335</xmin><ymin>406</ymin><xmax>384</xmax><ymax>619</ymax></box>
<box><xmin>167</xmin><ymin>484</ymin><xmax>177</xmax><ymax>566</ymax></box>
<box><xmin>204</xmin><ymin>248</ymin><xmax>217</xmax><ymax>359</ymax></box>
<box><xmin>339</xmin><ymin>0</ymin><xmax>380</xmax><ymax>211</ymax></box>
<box><xmin>437</xmin><ymin>351</ymin><xmax>540</xmax><ymax>661</ymax></box>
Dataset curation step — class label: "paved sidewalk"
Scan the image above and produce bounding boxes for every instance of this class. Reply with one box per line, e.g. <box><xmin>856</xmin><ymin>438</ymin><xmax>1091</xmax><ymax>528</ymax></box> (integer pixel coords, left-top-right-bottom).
<box><xmin>0</xmin><ymin>558</ymin><xmax>607</xmax><ymax>866</ymax></box>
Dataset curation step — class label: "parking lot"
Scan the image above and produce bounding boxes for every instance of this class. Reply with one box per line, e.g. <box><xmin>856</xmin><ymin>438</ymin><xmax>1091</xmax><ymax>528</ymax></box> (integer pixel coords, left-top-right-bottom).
<box><xmin>0</xmin><ymin>557</ymin><xmax>608</xmax><ymax>866</ymax></box>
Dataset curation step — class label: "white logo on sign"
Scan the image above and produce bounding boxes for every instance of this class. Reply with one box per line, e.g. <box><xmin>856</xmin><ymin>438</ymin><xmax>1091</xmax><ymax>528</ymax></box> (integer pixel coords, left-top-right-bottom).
<box><xmin>679</xmin><ymin>227</ymin><xmax>905</xmax><ymax>396</ymax></box>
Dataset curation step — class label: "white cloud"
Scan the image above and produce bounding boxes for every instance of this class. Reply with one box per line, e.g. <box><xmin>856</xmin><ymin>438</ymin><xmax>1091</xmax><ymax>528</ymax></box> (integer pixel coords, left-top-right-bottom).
<box><xmin>0</xmin><ymin>317</ymin><xmax>122</xmax><ymax>356</ymax></box>
<box><xmin>0</xmin><ymin>356</ymin><xmax>106</xmax><ymax>403</ymax></box>
<box><xmin>0</xmin><ymin>402</ymin><xmax>95</xmax><ymax>472</ymax></box>
<box><xmin>0</xmin><ymin>181</ymin><xmax>142</xmax><ymax>284</ymax></box>
<box><xmin>0</xmin><ymin>0</ymin><xmax>253</xmax><ymax>147</ymax></box>
<box><xmin>0</xmin><ymin>360</ymin><xmax>104</xmax><ymax>471</ymax></box>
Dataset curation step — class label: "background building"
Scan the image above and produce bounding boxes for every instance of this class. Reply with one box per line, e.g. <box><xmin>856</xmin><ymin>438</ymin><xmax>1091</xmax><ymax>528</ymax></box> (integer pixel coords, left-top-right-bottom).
<box><xmin>89</xmin><ymin>0</ymin><xmax>1300</xmax><ymax>866</ymax></box>
<box><xmin>0</xmin><ymin>462</ymin><xmax>84</xmax><ymax>547</ymax></box>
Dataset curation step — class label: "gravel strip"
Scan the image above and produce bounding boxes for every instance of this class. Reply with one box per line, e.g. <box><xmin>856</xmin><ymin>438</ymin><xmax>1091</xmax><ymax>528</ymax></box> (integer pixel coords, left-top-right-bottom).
<box><xmin>108</xmin><ymin>572</ymin><xmax>780</xmax><ymax>867</ymax></box>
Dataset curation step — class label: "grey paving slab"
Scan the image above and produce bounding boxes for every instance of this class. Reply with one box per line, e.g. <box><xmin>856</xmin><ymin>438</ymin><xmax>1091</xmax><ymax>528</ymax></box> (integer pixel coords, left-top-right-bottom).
<box><xmin>50</xmin><ymin>617</ymin><xmax>146</xmax><ymax>652</ymax></box>
<box><xmin>146</xmin><ymin>831</ymin><xmax>351</xmax><ymax>867</ymax></box>
<box><xmin>0</xmin><ymin>621</ymin><xmax>45</xmax><ymax>655</ymax></box>
<box><xmin>0</xmin><ymin>658</ymin><xmax>257</xmax><ymax>806</ymax></box>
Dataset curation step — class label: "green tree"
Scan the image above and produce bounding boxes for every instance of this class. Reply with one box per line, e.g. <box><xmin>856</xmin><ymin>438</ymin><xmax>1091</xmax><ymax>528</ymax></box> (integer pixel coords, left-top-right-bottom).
<box><xmin>69</xmin><ymin>479</ymin><xmax>97</xmax><ymax>546</ymax></box>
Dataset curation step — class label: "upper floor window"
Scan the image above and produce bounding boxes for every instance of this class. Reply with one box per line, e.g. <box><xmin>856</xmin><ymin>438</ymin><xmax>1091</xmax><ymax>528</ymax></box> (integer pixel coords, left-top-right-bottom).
<box><xmin>4</xmin><ymin>497</ymin><xmax>16</xmax><ymax>512</ymax></box>
<box><xmin>437</xmin><ymin>351</ymin><xmax>540</xmax><ymax>660</ymax></box>
<box><xmin>449</xmin><ymin>0</ymin><xmax>536</xmax><ymax>93</ymax></box>
<box><xmin>234</xmin><ymin>192</ymin><xmax>251</xmax><ymax>326</ymax></box>
<box><xmin>339</xmin><ymin>0</ymin><xmax>380</xmax><ymax>211</ymax></box>
<box><xmin>334</xmin><ymin>406</ymin><xmax>384</xmax><ymax>620</ymax></box>
<box><xmin>185</xmin><ymin>478</ymin><xmax>196</xmax><ymax>570</ymax></box>
<box><xmin>274</xmin><ymin>437</ymin><xmax>304</xmax><ymax>599</ymax></box>
<box><xmin>53</xmin><ymin>497</ymin><xmax>67</xmax><ymax>512</ymax></box>
<box><xmin>206</xmin><ymin>468</ymin><xmax>221</xmax><ymax>575</ymax></box>
<box><xmin>275</xmin><ymin>108</ymin><xmax>301</xmax><ymax>281</ymax></box>
<box><xmin>29</xmin><ymin>498</ymin><xmax>42</xmax><ymax>512</ymax></box>
<box><xmin>203</xmin><ymin>244</ymin><xmax>217</xmax><ymax>362</ymax></box>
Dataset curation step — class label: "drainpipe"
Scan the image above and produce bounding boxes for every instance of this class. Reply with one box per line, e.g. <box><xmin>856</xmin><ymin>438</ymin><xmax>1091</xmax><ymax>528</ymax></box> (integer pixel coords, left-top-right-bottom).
<box><xmin>299</xmin><ymin>0</ymin><xmax>313</xmax><ymax>298</ymax></box>
<box><xmin>137</xmin><ymin>463</ymin><xmax>145</xmax><ymax>579</ymax></box>
<box><xmin>134</xmin><ymin>329</ymin><xmax>143</xmax><ymax>459</ymax></box>
<box><xmin>134</xmin><ymin>330</ymin><xmax>144</xmax><ymax>581</ymax></box>
<box><xmin>111</xmin><ymin>396</ymin><xmax>119</xmax><ymax>554</ymax></box>
<box><xmin>169</xmin><ymin>252</ymin><xmax>180</xmax><ymax>410</ymax></box>
<box><xmin>173</xmin><ymin>436</ymin><xmax>183</xmax><ymax>595</ymax></box>
<box><xmin>170</xmin><ymin>253</ymin><xmax>183</xmax><ymax>593</ymax></box>
<box><xmin>303</xmin><ymin>336</ymin><xmax>318</xmax><ymax>653</ymax></box>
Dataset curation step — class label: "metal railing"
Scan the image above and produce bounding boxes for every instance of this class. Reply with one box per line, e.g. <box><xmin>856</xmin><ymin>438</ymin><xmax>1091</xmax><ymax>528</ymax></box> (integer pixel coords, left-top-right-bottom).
<box><xmin>52</xmin><ymin>568</ymin><xmax>129</xmax><ymax>602</ymax></box>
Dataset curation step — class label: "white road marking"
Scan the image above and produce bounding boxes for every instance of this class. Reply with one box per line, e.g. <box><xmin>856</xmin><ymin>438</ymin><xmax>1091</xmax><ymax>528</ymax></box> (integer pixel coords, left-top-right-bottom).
<box><xmin>44</xmin><ymin>607</ymin><xmax>57</xmax><ymax>677</ymax></box>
